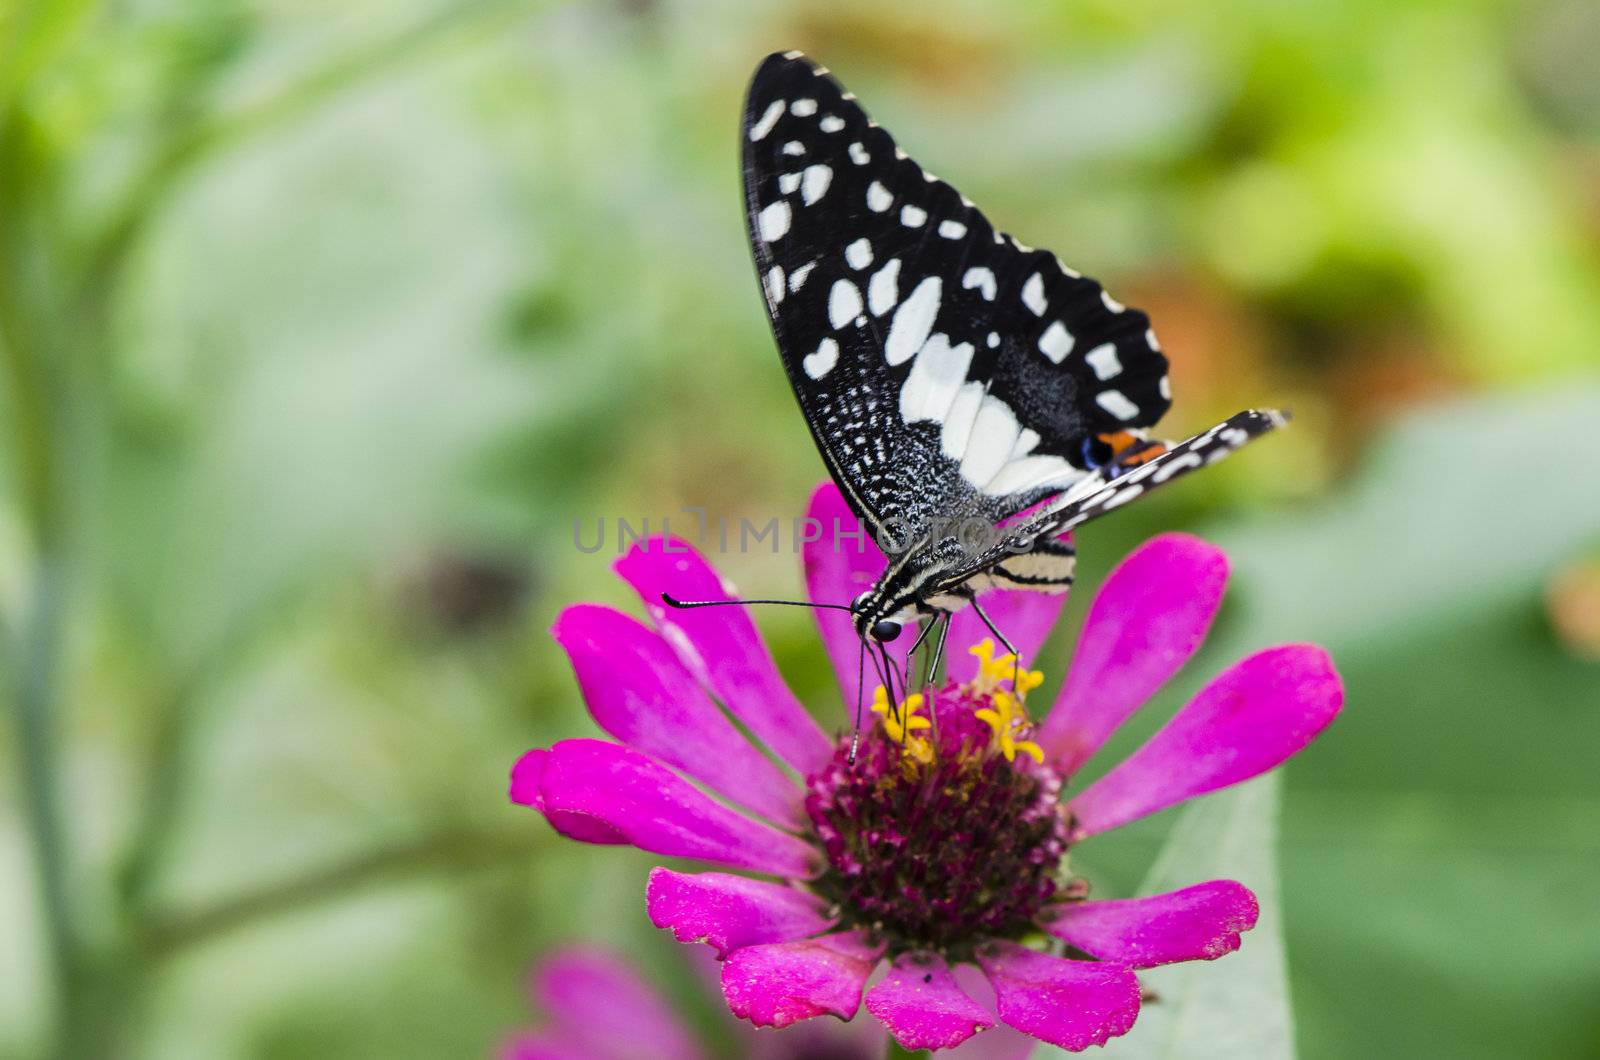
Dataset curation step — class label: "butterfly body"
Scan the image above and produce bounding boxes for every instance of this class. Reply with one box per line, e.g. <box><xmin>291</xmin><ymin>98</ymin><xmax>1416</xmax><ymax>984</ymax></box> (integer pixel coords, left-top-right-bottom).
<box><xmin>741</xmin><ymin>52</ymin><xmax>1283</xmax><ymax>643</ymax></box>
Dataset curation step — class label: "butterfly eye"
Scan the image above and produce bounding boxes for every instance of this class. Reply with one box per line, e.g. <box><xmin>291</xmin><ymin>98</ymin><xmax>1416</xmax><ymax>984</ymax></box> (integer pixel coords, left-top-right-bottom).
<box><xmin>1081</xmin><ymin>435</ymin><xmax>1115</xmax><ymax>470</ymax></box>
<box><xmin>870</xmin><ymin>619</ymin><xmax>903</xmax><ymax>642</ymax></box>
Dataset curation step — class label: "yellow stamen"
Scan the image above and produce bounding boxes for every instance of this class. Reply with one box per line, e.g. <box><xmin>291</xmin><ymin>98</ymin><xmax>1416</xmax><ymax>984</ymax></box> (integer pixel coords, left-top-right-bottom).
<box><xmin>965</xmin><ymin>638</ymin><xmax>1046</xmax><ymax>701</ymax></box>
<box><xmin>871</xmin><ymin>686</ymin><xmax>933</xmax><ymax>763</ymax></box>
<box><xmin>975</xmin><ymin>688</ymin><xmax>1046</xmax><ymax>764</ymax></box>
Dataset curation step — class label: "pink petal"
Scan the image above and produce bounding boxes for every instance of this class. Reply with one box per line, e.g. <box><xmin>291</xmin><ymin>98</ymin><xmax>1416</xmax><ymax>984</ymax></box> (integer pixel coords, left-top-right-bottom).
<box><xmin>721</xmin><ymin>930</ymin><xmax>884</xmax><ymax>1028</ymax></box>
<box><xmin>945</xmin><ymin>585</ymin><xmax>1068</xmax><ymax>683</ymax></box>
<box><xmin>974</xmin><ymin>942</ymin><xmax>1141</xmax><ymax>1052</ymax></box>
<box><xmin>646</xmin><ymin>867</ymin><xmax>834</xmax><ymax>957</ymax></box>
<box><xmin>529</xmin><ymin>948</ymin><xmax>705</xmax><ymax>1060</ymax></box>
<box><xmin>497</xmin><ymin>1033</ymin><xmax>589</xmax><ymax>1060</ymax></box>
<box><xmin>509</xmin><ymin>749</ymin><xmax>625</xmax><ymax>844</ymax></box>
<box><xmin>1040</xmin><ymin>880</ymin><xmax>1260</xmax><ymax>968</ymax></box>
<box><xmin>553</xmin><ymin>604</ymin><xmax>802</xmax><ymax>828</ymax></box>
<box><xmin>802</xmin><ymin>483</ymin><xmax>910</xmax><ymax>708</ymax></box>
<box><xmin>864</xmin><ymin>952</ymin><xmax>996</xmax><ymax>1051</ymax></box>
<box><xmin>1068</xmin><ymin>644</ymin><xmax>1344</xmax><ymax>839</ymax></box>
<box><xmin>941</xmin><ymin>966</ymin><xmax>1039</xmax><ymax>1060</ymax></box>
<box><xmin>509</xmin><ymin>748</ymin><xmax>548</xmax><ymax>810</ymax></box>
<box><xmin>1035</xmin><ymin>533</ymin><xmax>1229</xmax><ymax>775</ymax></box>
<box><xmin>532</xmin><ymin>739</ymin><xmax>819</xmax><ymax>877</ymax></box>
<box><xmin>615</xmin><ymin>539</ymin><xmax>833</xmax><ymax>777</ymax></box>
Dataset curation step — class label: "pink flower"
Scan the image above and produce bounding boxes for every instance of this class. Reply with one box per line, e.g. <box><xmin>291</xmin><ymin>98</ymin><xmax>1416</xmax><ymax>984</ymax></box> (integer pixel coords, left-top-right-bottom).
<box><xmin>511</xmin><ymin>483</ymin><xmax>1344</xmax><ymax>1054</ymax></box>
<box><xmin>499</xmin><ymin>945</ymin><xmax>882</xmax><ymax>1060</ymax></box>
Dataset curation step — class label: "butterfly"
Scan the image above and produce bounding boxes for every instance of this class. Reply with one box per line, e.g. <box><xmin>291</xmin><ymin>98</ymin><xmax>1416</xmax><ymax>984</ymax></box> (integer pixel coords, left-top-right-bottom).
<box><xmin>735</xmin><ymin>50</ymin><xmax>1283</xmax><ymax>660</ymax></box>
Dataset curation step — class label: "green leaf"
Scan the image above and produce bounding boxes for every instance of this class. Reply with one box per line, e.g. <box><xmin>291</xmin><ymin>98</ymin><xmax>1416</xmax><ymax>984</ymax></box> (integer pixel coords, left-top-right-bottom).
<box><xmin>1035</xmin><ymin>776</ymin><xmax>1294</xmax><ymax>1060</ymax></box>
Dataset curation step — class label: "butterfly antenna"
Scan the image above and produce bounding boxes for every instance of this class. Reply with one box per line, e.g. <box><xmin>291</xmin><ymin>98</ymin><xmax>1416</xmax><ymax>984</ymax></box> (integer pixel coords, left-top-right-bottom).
<box><xmin>876</xmin><ymin>640</ymin><xmax>906</xmax><ymax>731</ymax></box>
<box><xmin>863</xmin><ymin>637</ymin><xmax>900</xmax><ymax>732</ymax></box>
<box><xmin>662</xmin><ymin>593</ymin><xmax>854</xmax><ymax>613</ymax></box>
<box><xmin>849</xmin><ymin>637</ymin><xmax>867</xmax><ymax>765</ymax></box>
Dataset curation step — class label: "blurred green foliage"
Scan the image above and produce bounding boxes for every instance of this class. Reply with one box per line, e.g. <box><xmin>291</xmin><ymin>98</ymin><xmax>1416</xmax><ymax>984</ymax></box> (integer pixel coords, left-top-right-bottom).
<box><xmin>1</xmin><ymin>1</ymin><xmax>1597</xmax><ymax>1058</ymax></box>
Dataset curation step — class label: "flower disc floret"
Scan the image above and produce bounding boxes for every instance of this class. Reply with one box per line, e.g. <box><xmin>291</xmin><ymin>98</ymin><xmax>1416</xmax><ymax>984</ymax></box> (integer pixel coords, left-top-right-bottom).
<box><xmin>807</xmin><ymin>654</ymin><xmax>1066</xmax><ymax>956</ymax></box>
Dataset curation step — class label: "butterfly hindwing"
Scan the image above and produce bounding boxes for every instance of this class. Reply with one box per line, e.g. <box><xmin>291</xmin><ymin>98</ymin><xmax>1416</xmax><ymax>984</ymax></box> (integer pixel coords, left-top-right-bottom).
<box><xmin>930</xmin><ymin>409</ymin><xmax>1287</xmax><ymax>595</ymax></box>
<box><xmin>742</xmin><ymin>51</ymin><xmax>1172</xmax><ymax>545</ymax></box>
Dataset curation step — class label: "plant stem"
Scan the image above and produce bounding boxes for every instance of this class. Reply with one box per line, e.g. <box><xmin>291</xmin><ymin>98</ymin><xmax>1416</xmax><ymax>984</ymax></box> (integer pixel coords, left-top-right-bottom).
<box><xmin>0</xmin><ymin>95</ymin><xmax>89</xmax><ymax>1058</ymax></box>
<box><xmin>138</xmin><ymin>826</ymin><xmax>535</xmax><ymax>959</ymax></box>
<box><xmin>885</xmin><ymin>1039</ymin><xmax>927</xmax><ymax>1060</ymax></box>
<box><xmin>9</xmin><ymin>559</ymin><xmax>80</xmax><ymax>1042</ymax></box>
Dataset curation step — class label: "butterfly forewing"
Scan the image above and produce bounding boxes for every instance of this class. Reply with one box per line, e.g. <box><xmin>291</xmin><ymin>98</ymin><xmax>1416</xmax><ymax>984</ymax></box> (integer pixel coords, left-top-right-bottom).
<box><xmin>742</xmin><ymin>51</ymin><xmax>1172</xmax><ymax>546</ymax></box>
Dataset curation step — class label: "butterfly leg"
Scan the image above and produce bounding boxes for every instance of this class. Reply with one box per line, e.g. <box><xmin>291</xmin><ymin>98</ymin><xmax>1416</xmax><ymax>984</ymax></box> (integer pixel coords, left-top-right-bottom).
<box><xmin>968</xmin><ymin>595</ymin><xmax>1023</xmax><ymax>690</ymax></box>
<box><xmin>928</xmin><ymin>614</ymin><xmax>947</xmax><ymax>746</ymax></box>
<box><xmin>849</xmin><ymin>636</ymin><xmax>868</xmax><ymax>765</ymax></box>
<box><xmin>903</xmin><ymin>618</ymin><xmax>937</xmax><ymax>699</ymax></box>
<box><xmin>921</xmin><ymin>611</ymin><xmax>951</xmax><ymax>692</ymax></box>
<box><xmin>967</xmin><ymin>595</ymin><xmax>1018</xmax><ymax>658</ymax></box>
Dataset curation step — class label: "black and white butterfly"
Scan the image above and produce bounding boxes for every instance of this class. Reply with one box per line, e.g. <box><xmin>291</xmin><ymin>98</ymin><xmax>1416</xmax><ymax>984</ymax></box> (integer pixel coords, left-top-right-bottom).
<box><xmin>738</xmin><ymin>50</ymin><xmax>1283</xmax><ymax>652</ymax></box>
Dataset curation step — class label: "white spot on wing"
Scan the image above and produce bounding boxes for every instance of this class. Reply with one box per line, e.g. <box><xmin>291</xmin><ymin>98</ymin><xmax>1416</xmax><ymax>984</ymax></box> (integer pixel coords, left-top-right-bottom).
<box><xmin>1038</xmin><ymin>321</ymin><xmax>1074</xmax><ymax>363</ymax></box>
<box><xmin>758</xmin><ymin>201</ymin><xmax>791</xmax><ymax>242</ymax></box>
<box><xmin>1158</xmin><ymin>375</ymin><xmax>1172</xmax><ymax>400</ymax></box>
<box><xmin>899</xmin><ymin>333</ymin><xmax>974</xmax><ymax>424</ymax></box>
<box><xmin>1008</xmin><ymin>428</ymin><xmax>1041</xmax><ymax>462</ymax></box>
<box><xmin>782</xmin><ymin>141</ymin><xmax>805</xmax><ymax>156</ymax></box>
<box><xmin>866</xmin><ymin>181</ymin><xmax>893</xmax><ymax>212</ymax></box>
<box><xmin>1146</xmin><ymin>328</ymin><xmax>1161</xmax><ymax>351</ymax></box>
<box><xmin>788</xmin><ymin>262</ymin><xmax>816</xmax><ymax>292</ymax></box>
<box><xmin>1101</xmin><ymin>290</ymin><xmax>1125</xmax><ymax>313</ymax></box>
<box><xmin>749</xmin><ymin>100</ymin><xmax>784</xmax><ymax>141</ymax></box>
<box><xmin>987</xmin><ymin>332</ymin><xmax>1000</xmax><ymax>348</ymax></box>
<box><xmin>940</xmin><ymin>382</ymin><xmax>984</xmax><ymax>459</ymax></box>
<box><xmin>868</xmin><ymin>259</ymin><xmax>901</xmax><ymax>317</ymax></box>
<box><xmin>901</xmin><ymin>204</ymin><xmax>927</xmax><ymax>227</ymax></box>
<box><xmin>764</xmin><ymin>266</ymin><xmax>784</xmax><ymax>305</ymax></box>
<box><xmin>803</xmin><ymin>337</ymin><xmax>839</xmax><ymax>379</ymax></box>
<box><xmin>1021</xmin><ymin>273</ymin><xmax>1047</xmax><ymax>315</ymax></box>
<box><xmin>801</xmin><ymin>164</ymin><xmax>832</xmax><ymax>205</ymax></box>
<box><xmin>938</xmin><ymin>220</ymin><xmax>966</xmax><ymax>239</ymax></box>
<box><xmin>828</xmin><ymin>280</ymin><xmax>863</xmax><ymax>329</ymax></box>
<box><xmin>1096</xmin><ymin>389</ymin><xmax>1139</xmax><ymax>420</ymax></box>
<box><xmin>778</xmin><ymin>172</ymin><xmax>801</xmax><ymax>194</ymax></box>
<box><xmin>1153</xmin><ymin>450</ymin><xmax>1202</xmax><ymax>483</ymax></box>
<box><xmin>986</xmin><ymin>454</ymin><xmax>1075</xmax><ymax>497</ymax></box>
<box><xmin>959</xmin><ymin>396</ymin><xmax>1022</xmax><ymax>486</ymax></box>
<box><xmin>820</xmin><ymin>114</ymin><xmax>845</xmax><ymax>133</ymax></box>
<box><xmin>845</xmin><ymin>238</ymin><xmax>873</xmax><ymax>270</ymax></box>
<box><xmin>790</xmin><ymin>98</ymin><xmax>817</xmax><ymax>117</ymax></box>
<box><xmin>962</xmin><ymin>267</ymin><xmax>996</xmax><ymax>301</ymax></box>
<box><xmin>884</xmin><ymin>276</ymin><xmax>941</xmax><ymax>366</ymax></box>
<box><xmin>1103</xmin><ymin>483</ymin><xmax>1144</xmax><ymax>509</ymax></box>
<box><xmin>1084</xmin><ymin>342</ymin><xmax>1122</xmax><ymax>379</ymax></box>
<box><xmin>849</xmin><ymin>142</ymin><xmax>869</xmax><ymax>165</ymax></box>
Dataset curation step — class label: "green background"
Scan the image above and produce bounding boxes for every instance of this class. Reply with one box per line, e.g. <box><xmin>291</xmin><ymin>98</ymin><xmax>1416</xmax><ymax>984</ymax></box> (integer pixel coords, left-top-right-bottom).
<box><xmin>2</xmin><ymin>1</ymin><xmax>1597</xmax><ymax>1057</ymax></box>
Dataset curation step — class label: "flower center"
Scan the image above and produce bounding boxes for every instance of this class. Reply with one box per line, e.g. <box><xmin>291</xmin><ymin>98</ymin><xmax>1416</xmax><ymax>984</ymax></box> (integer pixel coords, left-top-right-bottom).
<box><xmin>803</xmin><ymin>642</ymin><xmax>1070</xmax><ymax>958</ymax></box>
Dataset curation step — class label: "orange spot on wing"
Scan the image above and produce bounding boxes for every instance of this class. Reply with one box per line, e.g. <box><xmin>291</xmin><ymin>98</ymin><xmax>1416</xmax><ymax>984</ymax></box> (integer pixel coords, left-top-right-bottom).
<box><xmin>1120</xmin><ymin>442</ymin><xmax>1167</xmax><ymax>468</ymax></box>
<box><xmin>1097</xmin><ymin>432</ymin><xmax>1167</xmax><ymax>468</ymax></box>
